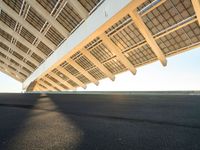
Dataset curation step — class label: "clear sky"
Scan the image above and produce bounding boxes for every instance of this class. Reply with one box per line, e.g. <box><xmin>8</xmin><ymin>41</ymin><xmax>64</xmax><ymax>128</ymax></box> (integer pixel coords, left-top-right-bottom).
<box><xmin>0</xmin><ymin>48</ymin><xmax>199</xmax><ymax>92</ymax></box>
<box><xmin>0</xmin><ymin>71</ymin><xmax>22</xmax><ymax>93</ymax></box>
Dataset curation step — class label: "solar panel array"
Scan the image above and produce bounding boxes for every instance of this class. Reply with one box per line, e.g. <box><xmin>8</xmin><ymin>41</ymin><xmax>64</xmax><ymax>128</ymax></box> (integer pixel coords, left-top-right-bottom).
<box><xmin>0</xmin><ymin>0</ymin><xmax>199</xmax><ymax>91</ymax></box>
<box><xmin>0</xmin><ymin>0</ymin><xmax>103</xmax><ymax>82</ymax></box>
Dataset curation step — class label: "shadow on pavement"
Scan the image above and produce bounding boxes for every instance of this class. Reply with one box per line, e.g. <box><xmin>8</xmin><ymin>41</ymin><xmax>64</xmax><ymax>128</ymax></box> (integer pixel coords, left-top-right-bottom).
<box><xmin>0</xmin><ymin>93</ymin><xmax>39</xmax><ymax>150</ymax></box>
<box><xmin>0</xmin><ymin>93</ymin><xmax>200</xmax><ymax>150</ymax></box>
<box><xmin>49</xmin><ymin>94</ymin><xmax>200</xmax><ymax>150</ymax></box>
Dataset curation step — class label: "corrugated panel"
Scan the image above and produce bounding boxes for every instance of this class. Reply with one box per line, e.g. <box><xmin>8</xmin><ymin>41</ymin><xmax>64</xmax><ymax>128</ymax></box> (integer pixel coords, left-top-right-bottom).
<box><xmin>78</xmin><ymin>0</ymin><xmax>101</xmax><ymax>12</ymax></box>
<box><xmin>125</xmin><ymin>44</ymin><xmax>157</xmax><ymax>67</ymax></box>
<box><xmin>56</xmin><ymin>3</ymin><xmax>82</xmax><ymax>32</ymax></box>
<box><xmin>10</xmin><ymin>59</ymin><xmax>20</xmax><ymax>66</ymax></box>
<box><xmin>26</xmin><ymin>7</ymin><xmax>46</xmax><ymax>31</ymax></box>
<box><xmin>103</xmin><ymin>58</ymin><xmax>126</xmax><ymax>74</ymax></box>
<box><xmin>39</xmin><ymin>83</ymin><xmax>47</xmax><ymax>89</ymax></box>
<box><xmin>90</xmin><ymin>43</ymin><xmax>113</xmax><ymax>63</ymax></box>
<box><xmin>20</xmin><ymin>27</ymin><xmax>36</xmax><ymax>44</ymax></box>
<box><xmin>46</xmin><ymin>74</ymin><xmax>59</xmax><ymax>84</ymax></box>
<box><xmin>0</xmin><ymin>42</ymin><xmax>9</xmax><ymax>51</ymax></box>
<box><xmin>157</xmin><ymin>21</ymin><xmax>200</xmax><ymax>56</ymax></box>
<box><xmin>57</xmin><ymin>72</ymin><xmax>69</xmax><ymax>81</ymax></box>
<box><xmin>142</xmin><ymin>0</ymin><xmax>195</xmax><ymax>35</ymax></box>
<box><xmin>88</xmin><ymin>67</ymin><xmax>105</xmax><ymax>80</ymax></box>
<box><xmin>26</xmin><ymin>60</ymin><xmax>37</xmax><ymax>69</ymax></box>
<box><xmin>85</xmin><ymin>37</ymin><xmax>100</xmax><ymax>50</ymax></box>
<box><xmin>63</xmin><ymin>63</ymin><xmax>80</xmax><ymax>76</ymax></box>
<box><xmin>22</xmin><ymin>67</ymin><xmax>31</xmax><ymax>74</ymax></box>
<box><xmin>37</xmin><ymin>41</ymin><xmax>52</xmax><ymax>56</ymax></box>
<box><xmin>70</xmin><ymin>51</ymin><xmax>82</xmax><ymax>60</ymax></box>
<box><xmin>137</xmin><ymin>0</ymin><xmax>155</xmax><ymax>11</ymax></box>
<box><xmin>19</xmin><ymin>72</ymin><xmax>27</xmax><ymax>78</ymax></box>
<box><xmin>75</xmin><ymin>55</ymin><xmax>95</xmax><ymax>70</ymax></box>
<box><xmin>0</xmin><ymin>11</ymin><xmax>17</xmax><ymax>30</ymax></box>
<box><xmin>2</xmin><ymin>0</ymin><xmax>23</xmax><ymax>14</ymax></box>
<box><xmin>48</xmin><ymin>74</ymin><xmax>68</xmax><ymax>89</ymax></box>
<box><xmin>12</xmin><ymin>51</ymin><xmax>23</xmax><ymax>60</ymax></box>
<box><xmin>0</xmin><ymin>52</ymin><xmax>7</xmax><ymax>58</ymax></box>
<box><xmin>8</xmin><ymin>65</ymin><xmax>17</xmax><ymax>71</ymax></box>
<box><xmin>45</xmin><ymin>26</ymin><xmax>64</xmax><ymax>46</ymax></box>
<box><xmin>0</xmin><ymin>28</ymin><xmax>12</xmax><ymax>42</ymax></box>
<box><xmin>106</xmin><ymin>15</ymin><xmax>131</xmax><ymax>35</ymax></box>
<box><xmin>41</xmin><ymin>78</ymin><xmax>52</xmax><ymax>86</ymax></box>
<box><xmin>52</xmin><ymin>68</ymin><xmax>69</xmax><ymax>81</ymax></box>
<box><xmin>109</xmin><ymin>22</ymin><xmax>145</xmax><ymax>52</ymax></box>
<box><xmin>76</xmin><ymin>74</ymin><xmax>90</xmax><ymax>84</ymax></box>
<box><xmin>16</xmin><ymin>41</ymin><xmax>29</xmax><ymax>53</ymax></box>
<box><xmin>54</xmin><ymin>87</ymin><xmax>60</xmax><ymax>91</ymax></box>
<box><xmin>36</xmin><ymin>0</ymin><xmax>58</xmax><ymax>13</ymax></box>
<box><xmin>0</xmin><ymin>60</ymin><xmax>4</xmax><ymax>64</ymax></box>
<box><xmin>60</xmin><ymin>83</ymin><xmax>68</xmax><ymax>90</ymax></box>
<box><xmin>67</xmin><ymin>79</ymin><xmax>78</xmax><ymax>87</ymax></box>
<box><xmin>31</xmin><ymin>52</ymin><xmax>43</xmax><ymax>63</ymax></box>
<box><xmin>183</xmin><ymin>22</ymin><xmax>200</xmax><ymax>44</ymax></box>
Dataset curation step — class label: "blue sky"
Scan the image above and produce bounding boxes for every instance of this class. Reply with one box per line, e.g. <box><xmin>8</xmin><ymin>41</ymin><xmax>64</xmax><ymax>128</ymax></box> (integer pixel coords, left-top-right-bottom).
<box><xmin>0</xmin><ymin>48</ymin><xmax>199</xmax><ymax>92</ymax></box>
<box><xmin>79</xmin><ymin>47</ymin><xmax>200</xmax><ymax>91</ymax></box>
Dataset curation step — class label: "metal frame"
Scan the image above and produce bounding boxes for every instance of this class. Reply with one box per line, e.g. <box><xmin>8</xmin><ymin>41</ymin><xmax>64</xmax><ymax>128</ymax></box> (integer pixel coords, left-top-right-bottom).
<box><xmin>0</xmin><ymin>0</ymin><xmax>199</xmax><ymax>91</ymax></box>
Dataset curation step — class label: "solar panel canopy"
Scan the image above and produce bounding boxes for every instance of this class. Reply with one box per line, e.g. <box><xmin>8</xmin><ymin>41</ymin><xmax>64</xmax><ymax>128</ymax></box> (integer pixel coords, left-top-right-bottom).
<box><xmin>0</xmin><ymin>0</ymin><xmax>199</xmax><ymax>91</ymax></box>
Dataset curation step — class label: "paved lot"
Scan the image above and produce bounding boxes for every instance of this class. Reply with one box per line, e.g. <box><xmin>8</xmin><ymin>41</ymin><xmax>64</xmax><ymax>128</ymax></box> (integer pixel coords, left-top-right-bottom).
<box><xmin>0</xmin><ymin>93</ymin><xmax>200</xmax><ymax>150</ymax></box>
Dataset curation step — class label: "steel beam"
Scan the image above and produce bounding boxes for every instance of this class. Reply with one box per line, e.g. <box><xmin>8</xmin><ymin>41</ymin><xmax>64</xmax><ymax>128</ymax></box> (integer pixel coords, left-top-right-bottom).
<box><xmin>25</xmin><ymin>0</ymin><xmax>69</xmax><ymax>37</ymax></box>
<box><xmin>67</xmin><ymin>0</ymin><xmax>89</xmax><ymax>19</ymax></box>
<box><xmin>43</xmin><ymin>76</ymin><xmax>65</xmax><ymax>91</ymax></box>
<box><xmin>0</xmin><ymin>37</ymin><xmax>40</xmax><ymax>66</ymax></box>
<box><xmin>0</xmin><ymin>47</ymin><xmax>34</xmax><ymax>72</ymax></box>
<box><xmin>140</xmin><ymin>0</ymin><xmax>167</xmax><ymax>16</ymax></box>
<box><xmin>153</xmin><ymin>15</ymin><xmax>197</xmax><ymax>39</ymax></box>
<box><xmin>39</xmin><ymin>80</ymin><xmax>55</xmax><ymax>91</ymax></box>
<box><xmin>36</xmin><ymin>84</ymin><xmax>46</xmax><ymax>91</ymax></box>
<box><xmin>100</xmin><ymin>33</ymin><xmax>137</xmax><ymax>75</ymax></box>
<box><xmin>0</xmin><ymin>68</ymin><xmax>23</xmax><ymax>82</ymax></box>
<box><xmin>191</xmin><ymin>0</ymin><xmax>200</xmax><ymax>25</ymax></box>
<box><xmin>57</xmin><ymin>66</ymin><xmax>86</xmax><ymax>89</ymax></box>
<box><xmin>0</xmin><ymin>63</ymin><xmax>26</xmax><ymax>79</ymax></box>
<box><xmin>37</xmin><ymin>85</ymin><xmax>45</xmax><ymax>91</ymax></box>
<box><xmin>22</xmin><ymin>0</ymin><xmax>155</xmax><ymax>89</ymax></box>
<box><xmin>129</xmin><ymin>10</ymin><xmax>167</xmax><ymax>66</ymax></box>
<box><xmin>0</xmin><ymin>56</ymin><xmax>29</xmax><ymax>76</ymax></box>
<box><xmin>68</xmin><ymin>58</ymin><xmax>99</xmax><ymax>85</ymax></box>
<box><xmin>125</xmin><ymin>16</ymin><xmax>198</xmax><ymax>55</ymax></box>
<box><xmin>0</xmin><ymin>64</ymin><xmax>25</xmax><ymax>81</ymax></box>
<box><xmin>49</xmin><ymin>72</ymin><xmax>76</xmax><ymax>90</ymax></box>
<box><xmin>53</xmin><ymin>0</ymin><xmax>67</xmax><ymax>18</ymax></box>
<box><xmin>0</xmin><ymin>0</ymin><xmax>56</xmax><ymax>50</ymax></box>
<box><xmin>0</xmin><ymin>22</ymin><xmax>47</xmax><ymax>59</ymax></box>
<box><xmin>81</xmin><ymin>48</ymin><xmax>115</xmax><ymax>81</ymax></box>
<box><xmin>33</xmin><ymin>85</ymin><xmax>42</xmax><ymax>91</ymax></box>
<box><xmin>37</xmin><ymin>83</ymin><xmax>47</xmax><ymax>91</ymax></box>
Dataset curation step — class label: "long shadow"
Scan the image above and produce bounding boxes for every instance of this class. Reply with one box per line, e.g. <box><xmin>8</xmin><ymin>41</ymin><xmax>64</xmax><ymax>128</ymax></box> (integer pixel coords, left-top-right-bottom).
<box><xmin>0</xmin><ymin>93</ymin><xmax>40</xmax><ymax>150</ymax></box>
<box><xmin>49</xmin><ymin>93</ymin><xmax>200</xmax><ymax>150</ymax></box>
<box><xmin>1</xmin><ymin>93</ymin><xmax>200</xmax><ymax>150</ymax></box>
<box><xmin>2</xmin><ymin>102</ymin><xmax>200</xmax><ymax>129</ymax></box>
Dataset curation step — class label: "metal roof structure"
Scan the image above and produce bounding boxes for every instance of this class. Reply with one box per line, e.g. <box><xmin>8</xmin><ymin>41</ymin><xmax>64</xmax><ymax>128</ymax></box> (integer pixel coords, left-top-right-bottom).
<box><xmin>0</xmin><ymin>0</ymin><xmax>200</xmax><ymax>91</ymax></box>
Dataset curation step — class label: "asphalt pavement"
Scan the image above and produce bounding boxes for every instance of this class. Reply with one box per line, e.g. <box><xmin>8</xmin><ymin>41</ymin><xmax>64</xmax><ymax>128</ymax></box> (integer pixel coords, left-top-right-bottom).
<box><xmin>0</xmin><ymin>93</ymin><xmax>200</xmax><ymax>150</ymax></box>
